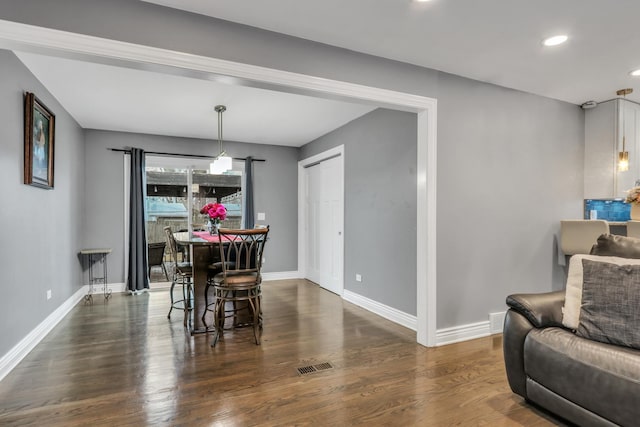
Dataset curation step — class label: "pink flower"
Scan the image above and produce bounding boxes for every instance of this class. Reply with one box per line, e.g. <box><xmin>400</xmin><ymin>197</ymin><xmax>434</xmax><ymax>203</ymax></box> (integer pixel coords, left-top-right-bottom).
<box><xmin>200</xmin><ymin>203</ymin><xmax>215</xmax><ymax>214</ymax></box>
<box><xmin>202</xmin><ymin>202</ymin><xmax>227</xmax><ymax>220</ymax></box>
<box><xmin>216</xmin><ymin>205</ymin><xmax>227</xmax><ymax>219</ymax></box>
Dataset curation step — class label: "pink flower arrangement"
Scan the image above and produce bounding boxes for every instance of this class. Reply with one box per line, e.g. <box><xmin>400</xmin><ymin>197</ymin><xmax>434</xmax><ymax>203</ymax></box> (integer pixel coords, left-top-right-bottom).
<box><xmin>200</xmin><ymin>202</ymin><xmax>227</xmax><ymax>221</ymax></box>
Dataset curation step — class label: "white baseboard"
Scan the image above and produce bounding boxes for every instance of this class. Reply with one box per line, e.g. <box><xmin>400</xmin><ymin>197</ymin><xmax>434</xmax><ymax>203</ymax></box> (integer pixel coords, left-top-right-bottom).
<box><xmin>89</xmin><ymin>282</ymin><xmax>126</xmax><ymax>294</ymax></box>
<box><xmin>262</xmin><ymin>271</ymin><xmax>300</xmax><ymax>281</ymax></box>
<box><xmin>343</xmin><ymin>289</ymin><xmax>418</xmax><ymax>331</ymax></box>
<box><xmin>0</xmin><ymin>285</ymin><xmax>88</xmax><ymax>382</ymax></box>
<box><xmin>342</xmin><ymin>289</ymin><xmax>498</xmax><ymax>346</ymax></box>
<box><xmin>435</xmin><ymin>321</ymin><xmax>492</xmax><ymax>346</ymax></box>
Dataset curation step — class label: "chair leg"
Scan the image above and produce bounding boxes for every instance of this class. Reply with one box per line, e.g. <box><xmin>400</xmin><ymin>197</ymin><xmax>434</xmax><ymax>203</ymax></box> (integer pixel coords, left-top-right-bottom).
<box><xmin>162</xmin><ymin>263</ymin><xmax>170</xmax><ymax>281</ymax></box>
<box><xmin>167</xmin><ymin>280</ymin><xmax>176</xmax><ymax>319</ymax></box>
<box><xmin>202</xmin><ymin>281</ymin><xmax>212</xmax><ymax>329</ymax></box>
<box><xmin>182</xmin><ymin>278</ymin><xmax>189</xmax><ymax>328</ymax></box>
<box><xmin>251</xmin><ymin>292</ymin><xmax>261</xmax><ymax>345</ymax></box>
<box><xmin>211</xmin><ymin>293</ymin><xmax>224</xmax><ymax>347</ymax></box>
<box><xmin>186</xmin><ymin>280</ymin><xmax>193</xmax><ymax>330</ymax></box>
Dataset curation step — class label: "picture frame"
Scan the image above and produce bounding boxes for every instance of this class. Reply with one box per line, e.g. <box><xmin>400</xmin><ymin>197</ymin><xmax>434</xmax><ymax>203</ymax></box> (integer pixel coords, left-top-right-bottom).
<box><xmin>24</xmin><ymin>92</ymin><xmax>55</xmax><ymax>189</ymax></box>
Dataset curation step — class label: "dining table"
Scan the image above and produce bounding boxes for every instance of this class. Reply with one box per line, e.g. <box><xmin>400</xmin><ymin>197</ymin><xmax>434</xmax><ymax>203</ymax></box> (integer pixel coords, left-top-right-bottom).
<box><xmin>173</xmin><ymin>231</ymin><xmax>231</xmax><ymax>334</ymax></box>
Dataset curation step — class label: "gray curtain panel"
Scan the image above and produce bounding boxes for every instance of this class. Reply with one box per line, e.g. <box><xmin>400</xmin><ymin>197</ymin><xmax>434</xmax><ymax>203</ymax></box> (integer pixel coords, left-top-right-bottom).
<box><xmin>127</xmin><ymin>147</ymin><xmax>149</xmax><ymax>292</ymax></box>
<box><xmin>244</xmin><ymin>156</ymin><xmax>255</xmax><ymax>228</ymax></box>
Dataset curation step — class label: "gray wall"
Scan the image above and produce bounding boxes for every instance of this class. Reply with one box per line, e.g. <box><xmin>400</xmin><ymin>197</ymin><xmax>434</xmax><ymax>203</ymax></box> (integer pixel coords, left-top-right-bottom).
<box><xmin>84</xmin><ymin>130</ymin><xmax>298</xmax><ymax>282</ymax></box>
<box><xmin>0</xmin><ymin>0</ymin><xmax>585</xmax><ymax>332</ymax></box>
<box><xmin>435</xmin><ymin>73</ymin><xmax>583</xmax><ymax>327</ymax></box>
<box><xmin>0</xmin><ymin>50</ymin><xmax>85</xmax><ymax>357</ymax></box>
<box><xmin>300</xmin><ymin>109</ymin><xmax>417</xmax><ymax>315</ymax></box>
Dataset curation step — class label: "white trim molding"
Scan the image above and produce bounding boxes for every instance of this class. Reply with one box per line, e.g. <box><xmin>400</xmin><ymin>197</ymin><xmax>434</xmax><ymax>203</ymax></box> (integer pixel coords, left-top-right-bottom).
<box><xmin>0</xmin><ymin>285</ymin><xmax>87</xmax><ymax>382</ymax></box>
<box><xmin>435</xmin><ymin>321</ymin><xmax>492</xmax><ymax>347</ymax></box>
<box><xmin>0</xmin><ymin>19</ymin><xmax>438</xmax><ymax>347</ymax></box>
<box><xmin>343</xmin><ymin>290</ymin><xmax>417</xmax><ymax>331</ymax></box>
<box><xmin>262</xmin><ymin>271</ymin><xmax>301</xmax><ymax>281</ymax></box>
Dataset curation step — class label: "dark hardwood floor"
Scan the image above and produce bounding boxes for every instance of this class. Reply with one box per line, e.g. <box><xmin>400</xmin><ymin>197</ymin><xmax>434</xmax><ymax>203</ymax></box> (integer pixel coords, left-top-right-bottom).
<box><xmin>0</xmin><ymin>279</ymin><xmax>565</xmax><ymax>426</ymax></box>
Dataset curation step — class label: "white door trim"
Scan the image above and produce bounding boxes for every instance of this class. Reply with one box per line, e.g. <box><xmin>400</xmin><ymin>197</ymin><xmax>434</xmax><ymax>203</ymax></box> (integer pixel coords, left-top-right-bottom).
<box><xmin>298</xmin><ymin>145</ymin><xmax>345</xmax><ymax>294</ymax></box>
<box><xmin>0</xmin><ymin>19</ymin><xmax>438</xmax><ymax>347</ymax></box>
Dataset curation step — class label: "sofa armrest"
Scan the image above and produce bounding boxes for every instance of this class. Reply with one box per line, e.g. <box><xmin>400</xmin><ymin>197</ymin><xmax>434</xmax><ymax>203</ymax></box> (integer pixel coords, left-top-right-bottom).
<box><xmin>506</xmin><ymin>291</ymin><xmax>565</xmax><ymax>328</ymax></box>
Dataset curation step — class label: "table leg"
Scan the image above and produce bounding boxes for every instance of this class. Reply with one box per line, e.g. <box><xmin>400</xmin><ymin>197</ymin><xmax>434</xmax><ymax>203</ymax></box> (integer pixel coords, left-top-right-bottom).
<box><xmin>190</xmin><ymin>245</ymin><xmax>213</xmax><ymax>334</ymax></box>
<box><xmin>102</xmin><ymin>253</ymin><xmax>112</xmax><ymax>300</ymax></box>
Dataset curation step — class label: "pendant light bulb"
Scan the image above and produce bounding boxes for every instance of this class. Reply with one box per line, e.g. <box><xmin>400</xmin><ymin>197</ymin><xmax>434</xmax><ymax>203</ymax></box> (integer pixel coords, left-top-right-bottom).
<box><xmin>619</xmin><ymin>149</ymin><xmax>630</xmax><ymax>172</ymax></box>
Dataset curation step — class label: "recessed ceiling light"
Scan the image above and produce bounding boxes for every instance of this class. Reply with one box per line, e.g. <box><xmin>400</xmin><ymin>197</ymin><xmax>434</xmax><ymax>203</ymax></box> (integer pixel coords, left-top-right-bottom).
<box><xmin>414</xmin><ymin>0</ymin><xmax>433</xmax><ymax>2</ymax></box>
<box><xmin>630</xmin><ymin>69</ymin><xmax>640</xmax><ymax>77</ymax></box>
<box><xmin>542</xmin><ymin>35</ymin><xmax>568</xmax><ymax>47</ymax></box>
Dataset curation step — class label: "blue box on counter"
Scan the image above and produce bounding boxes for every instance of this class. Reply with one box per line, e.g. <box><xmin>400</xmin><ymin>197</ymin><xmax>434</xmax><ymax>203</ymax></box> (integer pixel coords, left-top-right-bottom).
<box><xmin>584</xmin><ymin>199</ymin><xmax>630</xmax><ymax>221</ymax></box>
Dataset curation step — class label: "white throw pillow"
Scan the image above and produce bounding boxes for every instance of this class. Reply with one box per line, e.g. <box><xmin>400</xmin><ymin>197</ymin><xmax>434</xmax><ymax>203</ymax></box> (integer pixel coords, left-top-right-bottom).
<box><xmin>562</xmin><ymin>254</ymin><xmax>640</xmax><ymax>330</ymax></box>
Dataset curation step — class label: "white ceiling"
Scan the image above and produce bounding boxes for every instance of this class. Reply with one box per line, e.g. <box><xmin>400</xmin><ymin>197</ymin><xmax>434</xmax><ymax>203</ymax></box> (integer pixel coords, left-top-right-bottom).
<box><xmin>15</xmin><ymin>52</ymin><xmax>375</xmax><ymax>147</ymax></box>
<box><xmin>143</xmin><ymin>0</ymin><xmax>640</xmax><ymax>105</ymax></box>
<box><xmin>16</xmin><ymin>0</ymin><xmax>640</xmax><ymax>146</ymax></box>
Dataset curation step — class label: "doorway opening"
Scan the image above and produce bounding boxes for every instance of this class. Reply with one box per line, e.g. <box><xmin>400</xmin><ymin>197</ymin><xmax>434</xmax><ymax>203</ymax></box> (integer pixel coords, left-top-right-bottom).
<box><xmin>0</xmin><ymin>21</ymin><xmax>437</xmax><ymax>346</ymax></box>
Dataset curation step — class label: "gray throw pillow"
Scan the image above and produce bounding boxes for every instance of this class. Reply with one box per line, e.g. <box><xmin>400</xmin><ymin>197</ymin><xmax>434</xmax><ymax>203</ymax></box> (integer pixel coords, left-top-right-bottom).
<box><xmin>589</xmin><ymin>233</ymin><xmax>640</xmax><ymax>258</ymax></box>
<box><xmin>577</xmin><ymin>259</ymin><xmax>640</xmax><ymax>349</ymax></box>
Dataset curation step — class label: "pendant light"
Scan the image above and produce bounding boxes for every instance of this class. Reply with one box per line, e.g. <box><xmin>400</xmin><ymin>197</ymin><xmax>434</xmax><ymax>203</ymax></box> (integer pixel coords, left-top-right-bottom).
<box><xmin>617</xmin><ymin>88</ymin><xmax>633</xmax><ymax>172</ymax></box>
<box><xmin>210</xmin><ymin>105</ymin><xmax>232</xmax><ymax>174</ymax></box>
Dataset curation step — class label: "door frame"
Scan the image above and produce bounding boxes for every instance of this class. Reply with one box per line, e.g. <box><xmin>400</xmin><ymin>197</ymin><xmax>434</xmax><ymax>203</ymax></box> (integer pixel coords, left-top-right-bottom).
<box><xmin>0</xmin><ymin>19</ymin><xmax>437</xmax><ymax>347</ymax></box>
<box><xmin>298</xmin><ymin>145</ymin><xmax>345</xmax><ymax>295</ymax></box>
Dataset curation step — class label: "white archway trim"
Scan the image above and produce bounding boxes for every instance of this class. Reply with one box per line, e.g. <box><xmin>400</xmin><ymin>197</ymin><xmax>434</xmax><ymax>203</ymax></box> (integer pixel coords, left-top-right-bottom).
<box><xmin>0</xmin><ymin>18</ymin><xmax>438</xmax><ymax>347</ymax></box>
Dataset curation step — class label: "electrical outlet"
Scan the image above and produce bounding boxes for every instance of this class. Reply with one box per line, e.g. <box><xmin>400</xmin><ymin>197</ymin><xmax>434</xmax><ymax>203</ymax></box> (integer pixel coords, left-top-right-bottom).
<box><xmin>355</xmin><ymin>274</ymin><xmax>362</xmax><ymax>282</ymax></box>
<box><xmin>489</xmin><ymin>311</ymin><xmax>506</xmax><ymax>334</ymax></box>
<box><xmin>46</xmin><ymin>289</ymin><xmax>52</xmax><ymax>300</ymax></box>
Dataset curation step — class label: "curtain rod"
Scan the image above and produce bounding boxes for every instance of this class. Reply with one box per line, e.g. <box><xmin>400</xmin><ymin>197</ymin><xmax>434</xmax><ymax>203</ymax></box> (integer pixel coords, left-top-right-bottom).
<box><xmin>108</xmin><ymin>148</ymin><xmax>265</xmax><ymax>162</ymax></box>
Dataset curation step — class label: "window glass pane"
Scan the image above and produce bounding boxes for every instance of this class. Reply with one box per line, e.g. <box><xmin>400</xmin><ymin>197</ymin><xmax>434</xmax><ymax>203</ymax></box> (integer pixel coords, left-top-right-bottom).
<box><xmin>145</xmin><ymin>166</ymin><xmax>189</xmax><ymax>244</ymax></box>
<box><xmin>144</xmin><ymin>156</ymin><xmax>244</xmax><ymax>283</ymax></box>
<box><xmin>192</xmin><ymin>165</ymin><xmax>242</xmax><ymax>229</ymax></box>
<box><xmin>145</xmin><ymin>157</ymin><xmax>243</xmax><ymax>242</ymax></box>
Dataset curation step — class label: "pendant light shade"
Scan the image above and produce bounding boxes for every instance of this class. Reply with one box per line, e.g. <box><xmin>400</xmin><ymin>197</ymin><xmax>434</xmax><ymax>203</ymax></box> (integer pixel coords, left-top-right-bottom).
<box><xmin>209</xmin><ymin>104</ymin><xmax>232</xmax><ymax>174</ymax></box>
<box><xmin>617</xmin><ymin>89</ymin><xmax>632</xmax><ymax>172</ymax></box>
<box><xmin>618</xmin><ymin>150</ymin><xmax>630</xmax><ymax>172</ymax></box>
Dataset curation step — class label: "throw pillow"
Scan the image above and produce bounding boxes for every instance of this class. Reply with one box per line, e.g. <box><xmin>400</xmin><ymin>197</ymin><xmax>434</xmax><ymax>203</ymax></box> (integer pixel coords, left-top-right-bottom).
<box><xmin>562</xmin><ymin>254</ymin><xmax>640</xmax><ymax>330</ymax></box>
<box><xmin>589</xmin><ymin>233</ymin><xmax>640</xmax><ymax>258</ymax></box>
<box><xmin>576</xmin><ymin>259</ymin><xmax>640</xmax><ymax>349</ymax></box>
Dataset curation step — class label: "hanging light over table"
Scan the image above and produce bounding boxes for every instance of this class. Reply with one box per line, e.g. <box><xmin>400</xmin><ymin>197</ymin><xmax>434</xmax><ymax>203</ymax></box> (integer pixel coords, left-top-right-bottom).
<box><xmin>617</xmin><ymin>88</ymin><xmax>633</xmax><ymax>172</ymax></box>
<box><xmin>210</xmin><ymin>105</ymin><xmax>232</xmax><ymax>174</ymax></box>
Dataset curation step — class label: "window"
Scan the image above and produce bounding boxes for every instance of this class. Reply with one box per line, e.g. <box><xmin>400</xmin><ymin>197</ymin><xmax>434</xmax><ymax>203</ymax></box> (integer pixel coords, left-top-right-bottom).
<box><xmin>145</xmin><ymin>156</ymin><xmax>243</xmax><ymax>246</ymax></box>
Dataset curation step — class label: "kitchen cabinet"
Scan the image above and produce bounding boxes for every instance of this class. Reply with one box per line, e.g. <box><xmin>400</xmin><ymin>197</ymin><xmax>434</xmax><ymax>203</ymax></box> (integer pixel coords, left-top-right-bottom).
<box><xmin>584</xmin><ymin>98</ymin><xmax>640</xmax><ymax>198</ymax></box>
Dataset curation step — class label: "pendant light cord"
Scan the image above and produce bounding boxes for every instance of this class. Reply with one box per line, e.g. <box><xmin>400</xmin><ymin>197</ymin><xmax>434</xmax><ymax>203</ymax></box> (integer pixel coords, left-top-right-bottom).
<box><xmin>215</xmin><ymin>104</ymin><xmax>227</xmax><ymax>158</ymax></box>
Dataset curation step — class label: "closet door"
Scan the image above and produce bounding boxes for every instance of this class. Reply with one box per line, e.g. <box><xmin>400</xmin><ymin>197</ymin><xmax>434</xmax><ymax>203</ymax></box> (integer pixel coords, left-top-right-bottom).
<box><xmin>305</xmin><ymin>155</ymin><xmax>343</xmax><ymax>295</ymax></box>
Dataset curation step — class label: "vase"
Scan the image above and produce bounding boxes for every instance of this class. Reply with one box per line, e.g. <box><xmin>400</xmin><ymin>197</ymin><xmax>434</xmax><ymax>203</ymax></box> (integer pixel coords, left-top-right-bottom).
<box><xmin>209</xmin><ymin>219</ymin><xmax>219</xmax><ymax>235</ymax></box>
<box><xmin>631</xmin><ymin>204</ymin><xmax>640</xmax><ymax>221</ymax></box>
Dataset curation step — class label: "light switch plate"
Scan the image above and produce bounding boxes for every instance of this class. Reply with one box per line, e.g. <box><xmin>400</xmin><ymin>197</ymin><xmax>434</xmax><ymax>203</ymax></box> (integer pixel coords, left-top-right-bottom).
<box><xmin>257</xmin><ymin>212</ymin><xmax>266</xmax><ymax>221</ymax></box>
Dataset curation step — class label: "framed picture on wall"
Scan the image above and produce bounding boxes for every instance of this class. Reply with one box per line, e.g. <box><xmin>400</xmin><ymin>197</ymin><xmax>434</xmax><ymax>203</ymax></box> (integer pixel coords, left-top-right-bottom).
<box><xmin>24</xmin><ymin>92</ymin><xmax>55</xmax><ymax>189</ymax></box>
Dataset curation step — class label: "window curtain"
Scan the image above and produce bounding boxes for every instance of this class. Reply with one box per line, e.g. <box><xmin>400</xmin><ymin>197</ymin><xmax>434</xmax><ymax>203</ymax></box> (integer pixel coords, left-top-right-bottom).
<box><xmin>244</xmin><ymin>156</ymin><xmax>255</xmax><ymax>228</ymax></box>
<box><xmin>127</xmin><ymin>147</ymin><xmax>149</xmax><ymax>293</ymax></box>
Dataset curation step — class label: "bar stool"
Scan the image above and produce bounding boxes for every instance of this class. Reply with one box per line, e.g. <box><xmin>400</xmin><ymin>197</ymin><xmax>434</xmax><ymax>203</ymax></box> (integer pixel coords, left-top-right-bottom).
<box><xmin>209</xmin><ymin>226</ymin><xmax>269</xmax><ymax>347</ymax></box>
<box><xmin>626</xmin><ymin>221</ymin><xmax>640</xmax><ymax>239</ymax></box>
<box><xmin>163</xmin><ymin>227</ymin><xmax>193</xmax><ymax>328</ymax></box>
<box><xmin>560</xmin><ymin>220</ymin><xmax>610</xmax><ymax>255</ymax></box>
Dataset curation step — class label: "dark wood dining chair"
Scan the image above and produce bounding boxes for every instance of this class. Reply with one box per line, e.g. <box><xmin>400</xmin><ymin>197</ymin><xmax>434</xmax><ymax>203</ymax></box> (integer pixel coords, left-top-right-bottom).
<box><xmin>147</xmin><ymin>242</ymin><xmax>169</xmax><ymax>281</ymax></box>
<box><xmin>163</xmin><ymin>226</ymin><xmax>193</xmax><ymax>328</ymax></box>
<box><xmin>208</xmin><ymin>226</ymin><xmax>269</xmax><ymax>347</ymax></box>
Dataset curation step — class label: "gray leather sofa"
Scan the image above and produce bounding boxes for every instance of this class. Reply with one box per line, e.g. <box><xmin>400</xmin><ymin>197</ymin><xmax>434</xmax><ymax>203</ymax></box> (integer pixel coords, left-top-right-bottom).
<box><xmin>503</xmin><ymin>290</ymin><xmax>640</xmax><ymax>426</ymax></box>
